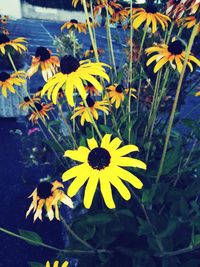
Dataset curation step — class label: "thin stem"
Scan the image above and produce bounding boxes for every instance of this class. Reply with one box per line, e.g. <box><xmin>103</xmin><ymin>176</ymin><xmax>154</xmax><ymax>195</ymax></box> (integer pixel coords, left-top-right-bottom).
<box><xmin>0</xmin><ymin>227</ymin><xmax>111</xmax><ymax>255</ymax></box>
<box><xmin>138</xmin><ymin>26</ymin><xmax>148</xmax><ymax>60</ymax></box>
<box><xmin>82</xmin><ymin>0</ymin><xmax>99</xmax><ymax>62</ymax></box>
<box><xmin>156</xmin><ymin>22</ymin><xmax>199</xmax><ymax>182</ymax></box>
<box><xmin>60</xmin><ymin>215</ymin><xmax>94</xmax><ymax>250</ymax></box>
<box><xmin>105</xmin><ymin>6</ymin><xmax>117</xmax><ymax>77</ymax></box>
<box><xmin>58</xmin><ymin>103</ymin><xmax>78</xmax><ymax>148</ymax></box>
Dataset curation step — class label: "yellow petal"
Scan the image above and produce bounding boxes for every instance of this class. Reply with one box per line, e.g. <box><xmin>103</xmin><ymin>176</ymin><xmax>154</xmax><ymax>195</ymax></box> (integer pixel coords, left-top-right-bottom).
<box><xmin>100</xmin><ymin>175</ymin><xmax>116</xmax><ymax>209</ymax></box>
<box><xmin>87</xmin><ymin>137</ymin><xmax>98</xmax><ymax>150</ymax></box>
<box><xmin>83</xmin><ymin>173</ymin><xmax>99</xmax><ymax>209</ymax></box>
<box><xmin>115</xmin><ymin>166</ymin><xmax>143</xmax><ymax>189</ymax></box>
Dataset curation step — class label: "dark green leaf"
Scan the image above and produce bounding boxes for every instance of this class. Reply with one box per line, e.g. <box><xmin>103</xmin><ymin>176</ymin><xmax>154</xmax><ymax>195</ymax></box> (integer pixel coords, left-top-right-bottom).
<box><xmin>18</xmin><ymin>229</ymin><xmax>43</xmax><ymax>246</ymax></box>
<box><xmin>29</xmin><ymin>262</ymin><xmax>44</xmax><ymax>267</ymax></box>
<box><xmin>86</xmin><ymin>214</ymin><xmax>114</xmax><ymax>224</ymax></box>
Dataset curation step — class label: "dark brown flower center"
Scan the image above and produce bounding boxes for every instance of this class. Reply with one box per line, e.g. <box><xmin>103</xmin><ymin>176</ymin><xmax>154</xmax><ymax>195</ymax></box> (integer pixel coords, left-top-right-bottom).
<box><xmin>60</xmin><ymin>55</ymin><xmax>80</xmax><ymax>74</ymax></box>
<box><xmin>35</xmin><ymin>47</ymin><xmax>51</xmax><ymax>61</ymax></box>
<box><xmin>24</xmin><ymin>96</ymin><xmax>30</xmax><ymax>102</ymax></box>
<box><xmin>145</xmin><ymin>4</ymin><xmax>158</xmax><ymax>13</ymax></box>
<box><xmin>116</xmin><ymin>84</ymin><xmax>124</xmax><ymax>93</ymax></box>
<box><xmin>37</xmin><ymin>181</ymin><xmax>53</xmax><ymax>199</ymax></box>
<box><xmin>34</xmin><ymin>103</ymin><xmax>43</xmax><ymax>112</ymax></box>
<box><xmin>88</xmin><ymin>147</ymin><xmax>111</xmax><ymax>170</ymax></box>
<box><xmin>71</xmin><ymin>19</ymin><xmax>78</xmax><ymax>24</ymax></box>
<box><xmin>173</xmin><ymin>0</ymin><xmax>181</xmax><ymax>4</ymax></box>
<box><xmin>86</xmin><ymin>96</ymin><xmax>95</xmax><ymax>107</ymax></box>
<box><xmin>0</xmin><ymin>33</ymin><xmax>10</xmax><ymax>44</ymax></box>
<box><xmin>0</xmin><ymin>72</ymin><xmax>10</xmax><ymax>82</ymax></box>
<box><xmin>89</xmin><ymin>17</ymin><xmax>93</xmax><ymax>22</ymax></box>
<box><xmin>168</xmin><ymin>40</ymin><xmax>183</xmax><ymax>55</ymax></box>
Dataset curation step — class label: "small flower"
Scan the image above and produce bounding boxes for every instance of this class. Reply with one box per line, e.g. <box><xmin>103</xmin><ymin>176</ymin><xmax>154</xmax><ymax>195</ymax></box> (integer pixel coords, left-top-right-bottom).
<box><xmin>132</xmin><ymin>4</ymin><xmax>171</xmax><ymax>33</ymax></box>
<box><xmin>93</xmin><ymin>0</ymin><xmax>123</xmax><ymax>17</ymax></box>
<box><xmin>29</xmin><ymin>102</ymin><xmax>54</xmax><ymax>124</ymax></box>
<box><xmin>61</xmin><ymin>19</ymin><xmax>87</xmax><ymax>34</ymax></box>
<box><xmin>62</xmin><ymin>134</ymin><xmax>146</xmax><ymax>209</ymax></box>
<box><xmin>83</xmin><ymin>46</ymin><xmax>104</xmax><ymax>59</ymax></box>
<box><xmin>183</xmin><ymin>16</ymin><xmax>200</xmax><ymax>33</ymax></box>
<box><xmin>85</xmin><ymin>81</ymin><xmax>100</xmax><ymax>96</ymax></box>
<box><xmin>166</xmin><ymin>0</ymin><xmax>185</xmax><ymax>20</ymax></box>
<box><xmin>107</xmin><ymin>84</ymin><xmax>136</xmax><ymax>109</ymax></box>
<box><xmin>146</xmin><ymin>39</ymin><xmax>200</xmax><ymax>73</ymax></box>
<box><xmin>0</xmin><ymin>71</ymin><xmax>26</xmax><ymax>97</ymax></box>
<box><xmin>71</xmin><ymin>95</ymin><xmax>109</xmax><ymax>125</ymax></box>
<box><xmin>85</xmin><ymin>17</ymin><xmax>100</xmax><ymax>28</ymax></box>
<box><xmin>27</xmin><ymin>47</ymin><xmax>60</xmax><ymax>81</ymax></box>
<box><xmin>41</xmin><ymin>55</ymin><xmax>110</xmax><ymax>107</ymax></box>
<box><xmin>46</xmin><ymin>260</ymin><xmax>69</xmax><ymax>267</ymax></box>
<box><xmin>110</xmin><ymin>8</ymin><xmax>129</xmax><ymax>24</ymax></box>
<box><xmin>183</xmin><ymin>0</ymin><xmax>200</xmax><ymax>14</ymax></box>
<box><xmin>0</xmin><ymin>33</ymin><xmax>27</xmax><ymax>54</ymax></box>
<box><xmin>19</xmin><ymin>95</ymin><xmax>40</xmax><ymax>110</ymax></box>
<box><xmin>26</xmin><ymin>180</ymin><xmax>73</xmax><ymax>221</ymax></box>
<box><xmin>27</xmin><ymin>127</ymin><xmax>40</xmax><ymax>136</ymax></box>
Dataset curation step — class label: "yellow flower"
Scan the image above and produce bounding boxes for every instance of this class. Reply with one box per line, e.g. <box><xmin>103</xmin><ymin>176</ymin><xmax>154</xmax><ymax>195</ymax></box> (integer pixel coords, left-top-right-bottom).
<box><xmin>132</xmin><ymin>4</ymin><xmax>171</xmax><ymax>33</ymax></box>
<box><xmin>0</xmin><ymin>33</ymin><xmax>27</xmax><ymax>54</ymax></box>
<box><xmin>27</xmin><ymin>47</ymin><xmax>60</xmax><ymax>82</ymax></box>
<box><xmin>146</xmin><ymin>39</ymin><xmax>200</xmax><ymax>73</ymax></box>
<box><xmin>45</xmin><ymin>260</ymin><xmax>69</xmax><ymax>267</ymax></box>
<box><xmin>183</xmin><ymin>16</ymin><xmax>200</xmax><ymax>33</ymax></box>
<box><xmin>93</xmin><ymin>0</ymin><xmax>123</xmax><ymax>17</ymax></box>
<box><xmin>29</xmin><ymin>102</ymin><xmax>54</xmax><ymax>124</ymax></box>
<box><xmin>19</xmin><ymin>95</ymin><xmax>40</xmax><ymax>110</ymax></box>
<box><xmin>110</xmin><ymin>8</ymin><xmax>129</xmax><ymax>24</ymax></box>
<box><xmin>83</xmin><ymin>46</ymin><xmax>104</xmax><ymax>59</ymax></box>
<box><xmin>107</xmin><ymin>84</ymin><xmax>136</xmax><ymax>109</ymax></box>
<box><xmin>0</xmin><ymin>71</ymin><xmax>26</xmax><ymax>97</ymax></box>
<box><xmin>61</xmin><ymin>19</ymin><xmax>86</xmax><ymax>34</ymax></box>
<box><xmin>62</xmin><ymin>134</ymin><xmax>146</xmax><ymax>209</ymax></box>
<box><xmin>26</xmin><ymin>180</ymin><xmax>73</xmax><ymax>221</ymax></box>
<box><xmin>184</xmin><ymin>0</ymin><xmax>200</xmax><ymax>14</ymax></box>
<box><xmin>71</xmin><ymin>96</ymin><xmax>109</xmax><ymax>125</ymax></box>
<box><xmin>85</xmin><ymin>17</ymin><xmax>100</xmax><ymax>28</ymax></box>
<box><xmin>41</xmin><ymin>55</ymin><xmax>110</xmax><ymax>107</ymax></box>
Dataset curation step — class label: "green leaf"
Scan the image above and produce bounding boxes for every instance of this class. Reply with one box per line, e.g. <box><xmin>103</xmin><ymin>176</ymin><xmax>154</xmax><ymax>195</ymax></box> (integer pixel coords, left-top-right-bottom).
<box><xmin>182</xmin><ymin>119</ymin><xmax>200</xmax><ymax>139</ymax></box>
<box><xmin>29</xmin><ymin>262</ymin><xmax>44</xmax><ymax>267</ymax></box>
<box><xmin>162</xmin><ymin>137</ymin><xmax>183</xmax><ymax>175</ymax></box>
<box><xmin>86</xmin><ymin>213</ymin><xmax>114</xmax><ymax>224</ymax></box>
<box><xmin>157</xmin><ymin>219</ymin><xmax>177</xmax><ymax>239</ymax></box>
<box><xmin>142</xmin><ymin>184</ymin><xmax>157</xmax><ymax>205</ymax></box>
<box><xmin>116</xmin><ymin>209</ymin><xmax>134</xmax><ymax>218</ymax></box>
<box><xmin>192</xmin><ymin>234</ymin><xmax>200</xmax><ymax>246</ymax></box>
<box><xmin>99</xmin><ymin>124</ymin><xmax>113</xmax><ymax>134</ymax></box>
<box><xmin>18</xmin><ymin>229</ymin><xmax>43</xmax><ymax>246</ymax></box>
<box><xmin>47</xmin><ymin>119</ymin><xmax>61</xmax><ymax>130</ymax></box>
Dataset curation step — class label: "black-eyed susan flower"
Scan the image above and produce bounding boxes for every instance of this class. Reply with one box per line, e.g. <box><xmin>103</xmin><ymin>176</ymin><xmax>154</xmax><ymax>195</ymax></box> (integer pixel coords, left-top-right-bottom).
<box><xmin>41</xmin><ymin>55</ymin><xmax>110</xmax><ymax>107</ymax></box>
<box><xmin>29</xmin><ymin>102</ymin><xmax>54</xmax><ymax>124</ymax></box>
<box><xmin>93</xmin><ymin>0</ymin><xmax>122</xmax><ymax>17</ymax></box>
<box><xmin>132</xmin><ymin>4</ymin><xmax>171</xmax><ymax>33</ymax></box>
<box><xmin>166</xmin><ymin>0</ymin><xmax>185</xmax><ymax>19</ymax></box>
<box><xmin>146</xmin><ymin>39</ymin><xmax>200</xmax><ymax>73</ymax></box>
<box><xmin>83</xmin><ymin>46</ymin><xmax>104</xmax><ymax>59</ymax></box>
<box><xmin>26</xmin><ymin>180</ymin><xmax>73</xmax><ymax>221</ymax></box>
<box><xmin>85</xmin><ymin>81</ymin><xmax>100</xmax><ymax>96</ymax></box>
<box><xmin>0</xmin><ymin>33</ymin><xmax>27</xmax><ymax>54</ymax></box>
<box><xmin>0</xmin><ymin>71</ymin><xmax>26</xmax><ymax>97</ymax></box>
<box><xmin>107</xmin><ymin>84</ymin><xmax>136</xmax><ymax>109</ymax></box>
<box><xmin>19</xmin><ymin>95</ymin><xmax>41</xmax><ymax>110</ymax></box>
<box><xmin>183</xmin><ymin>0</ymin><xmax>200</xmax><ymax>14</ymax></box>
<box><xmin>71</xmin><ymin>96</ymin><xmax>109</xmax><ymax>125</ymax></box>
<box><xmin>61</xmin><ymin>19</ymin><xmax>87</xmax><ymax>34</ymax></box>
<box><xmin>183</xmin><ymin>16</ymin><xmax>200</xmax><ymax>33</ymax></box>
<box><xmin>62</xmin><ymin>134</ymin><xmax>146</xmax><ymax>209</ymax></box>
<box><xmin>27</xmin><ymin>47</ymin><xmax>60</xmax><ymax>82</ymax></box>
<box><xmin>33</xmin><ymin>86</ymin><xmax>43</xmax><ymax>98</ymax></box>
<box><xmin>46</xmin><ymin>260</ymin><xmax>69</xmax><ymax>267</ymax></box>
<box><xmin>86</xmin><ymin>17</ymin><xmax>100</xmax><ymax>28</ymax></box>
<box><xmin>110</xmin><ymin>8</ymin><xmax>129</xmax><ymax>24</ymax></box>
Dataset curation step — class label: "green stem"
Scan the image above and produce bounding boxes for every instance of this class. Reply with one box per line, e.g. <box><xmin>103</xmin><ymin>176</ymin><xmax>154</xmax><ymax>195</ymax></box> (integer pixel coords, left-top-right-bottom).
<box><xmin>60</xmin><ymin>215</ymin><xmax>94</xmax><ymax>250</ymax></box>
<box><xmin>82</xmin><ymin>0</ymin><xmax>99</xmax><ymax>62</ymax></box>
<box><xmin>156</xmin><ymin>22</ymin><xmax>199</xmax><ymax>182</ymax></box>
<box><xmin>105</xmin><ymin>6</ymin><xmax>117</xmax><ymax>77</ymax></box>
<box><xmin>0</xmin><ymin>227</ymin><xmax>111</xmax><ymax>255</ymax></box>
<box><xmin>138</xmin><ymin>26</ymin><xmax>148</xmax><ymax>60</ymax></box>
<box><xmin>58</xmin><ymin>103</ymin><xmax>78</xmax><ymax>148</ymax></box>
